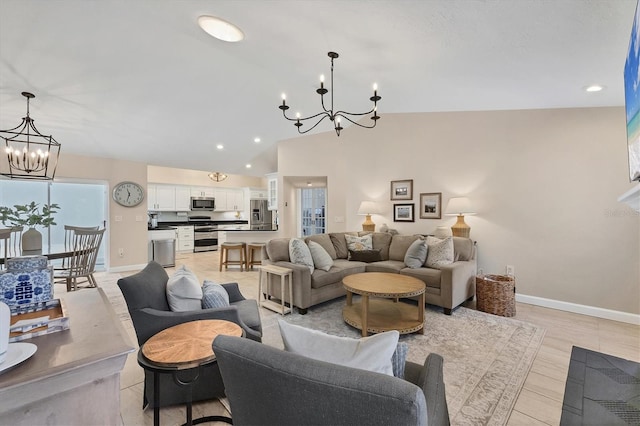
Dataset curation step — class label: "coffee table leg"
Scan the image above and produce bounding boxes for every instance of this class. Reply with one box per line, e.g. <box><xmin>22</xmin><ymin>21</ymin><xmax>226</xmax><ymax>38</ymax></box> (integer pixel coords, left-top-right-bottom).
<box><xmin>418</xmin><ymin>293</ymin><xmax>425</xmax><ymax>334</ymax></box>
<box><xmin>346</xmin><ymin>290</ymin><xmax>352</xmax><ymax>306</ymax></box>
<box><xmin>153</xmin><ymin>372</ymin><xmax>160</xmax><ymax>426</ymax></box>
<box><xmin>362</xmin><ymin>295</ymin><xmax>369</xmax><ymax>337</ymax></box>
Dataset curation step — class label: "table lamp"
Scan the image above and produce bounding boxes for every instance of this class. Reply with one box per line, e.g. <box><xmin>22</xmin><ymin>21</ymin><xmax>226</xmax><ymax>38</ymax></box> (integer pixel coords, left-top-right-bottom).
<box><xmin>444</xmin><ymin>197</ymin><xmax>475</xmax><ymax>238</ymax></box>
<box><xmin>357</xmin><ymin>201</ymin><xmax>380</xmax><ymax>232</ymax></box>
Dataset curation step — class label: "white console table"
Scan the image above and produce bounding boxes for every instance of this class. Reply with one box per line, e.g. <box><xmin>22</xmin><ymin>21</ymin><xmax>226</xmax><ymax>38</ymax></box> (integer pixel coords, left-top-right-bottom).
<box><xmin>0</xmin><ymin>288</ymin><xmax>134</xmax><ymax>425</ymax></box>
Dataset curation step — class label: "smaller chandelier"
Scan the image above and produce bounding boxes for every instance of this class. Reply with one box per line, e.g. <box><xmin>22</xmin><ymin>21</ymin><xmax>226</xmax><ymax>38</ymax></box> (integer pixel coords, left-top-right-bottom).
<box><xmin>208</xmin><ymin>171</ymin><xmax>228</xmax><ymax>182</ymax></box>
<box><xmin>0</xmin><ymin>92</ymin><xmax>61</xmax><ymax>180</ymax></box>
<box><xmin>279</xmin><ymin>51</ymin><xmax>381</xmax><ymax>136</ymax></box>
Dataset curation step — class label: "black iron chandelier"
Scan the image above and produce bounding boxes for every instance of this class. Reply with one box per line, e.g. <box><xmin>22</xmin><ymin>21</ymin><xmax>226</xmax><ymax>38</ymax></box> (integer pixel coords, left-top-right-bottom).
<box><xmin>0</xmin><ymin>92</ymin><xmax>61</xmax><ymax>180</ymax></box>
<box><xmin>279</xmin><ymin>52</ymin><xmax>381</xmax><ymax>136</ymax></box>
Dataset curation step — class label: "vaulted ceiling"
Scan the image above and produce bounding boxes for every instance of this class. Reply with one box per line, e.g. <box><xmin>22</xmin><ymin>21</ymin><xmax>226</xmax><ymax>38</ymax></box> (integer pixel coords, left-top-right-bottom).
<box><xmin>0</xmin><ymin>0</ymin><xmax>635</xmax><ymax>177</ymax></box>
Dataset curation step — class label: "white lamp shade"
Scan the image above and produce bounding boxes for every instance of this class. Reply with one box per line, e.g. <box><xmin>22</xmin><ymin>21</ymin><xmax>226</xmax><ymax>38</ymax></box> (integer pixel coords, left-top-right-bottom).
<box><xmin>357</xmin><ymin>201</ymin><xmax>379</xmax><ymax>215</ymax></box>
<box><xmin>444</xmin><ymin>197</ymin><xmax>475</xmax><ymax>215</ymax></box>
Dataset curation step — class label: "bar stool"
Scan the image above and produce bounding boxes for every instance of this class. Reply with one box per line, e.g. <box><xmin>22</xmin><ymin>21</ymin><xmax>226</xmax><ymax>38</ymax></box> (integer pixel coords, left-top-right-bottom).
<box><xmin>219</xmin><ymin>242</ymin><xmax>246</xmax><ymax>271</ymax></box>
<box><xmin>245</xmin><ymin>243</ymin><xmax>265</xmax><ymax>270</ymax></box>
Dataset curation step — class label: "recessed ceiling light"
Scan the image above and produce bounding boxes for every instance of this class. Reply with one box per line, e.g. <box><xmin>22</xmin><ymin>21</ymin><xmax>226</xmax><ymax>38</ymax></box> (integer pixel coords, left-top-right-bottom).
<box><xmin>585</xmin><ymin>85</ymin><xmax>605</xmax><ymax>92</ymax></box>
<box><xmin>307</xmin><ymin>182</ymin><xmax>312</xmax><ymax>186</ymax></box>
<box><xmin>198</xmin><ymin>15</ymin><xmax>244</xmax><ymax>42</ymax></box>
<box><xmin>254</xmin><ymin>137</ymin><xmax>261</xmax><ymax>143</ymax></box>
<box><xmin>216</xmin><ymin>144</ymin><xmax>224</xmax><ymax>150</ymax></box>
<box><xmin>245</xmin><ymin>164</ymin><xmax>252</xmax><ymax>168</ymax></box>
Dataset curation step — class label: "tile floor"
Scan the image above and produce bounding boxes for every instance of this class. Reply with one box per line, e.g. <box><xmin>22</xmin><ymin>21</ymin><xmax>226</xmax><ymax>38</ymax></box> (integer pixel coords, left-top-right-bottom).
<box><xmin>60</xmin><ymin>251</ymin><xmax>640</xmax><ymax>426</ymax></box>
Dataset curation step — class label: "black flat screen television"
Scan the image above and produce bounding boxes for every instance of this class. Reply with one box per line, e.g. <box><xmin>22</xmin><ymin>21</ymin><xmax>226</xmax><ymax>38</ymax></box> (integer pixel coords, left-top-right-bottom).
<box><xmin>624</xmin><ymin>0</ymin><xmax>640</xmax><ymax>182</ymax></box>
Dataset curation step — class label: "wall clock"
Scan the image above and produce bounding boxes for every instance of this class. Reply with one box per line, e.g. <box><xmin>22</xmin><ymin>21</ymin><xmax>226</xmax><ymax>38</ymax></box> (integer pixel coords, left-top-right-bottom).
<box><xmin>112</xmin><ymin>181</ymin><xmax>145</xmax><ymax>207</ymax></box>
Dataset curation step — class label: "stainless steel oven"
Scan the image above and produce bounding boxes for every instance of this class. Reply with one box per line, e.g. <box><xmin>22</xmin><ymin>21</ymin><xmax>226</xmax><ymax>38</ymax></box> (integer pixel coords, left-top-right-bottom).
<box><xmin>189</xmin><ymin>216</ymin><xmax>218</xmax><ymax>252</ymax></box>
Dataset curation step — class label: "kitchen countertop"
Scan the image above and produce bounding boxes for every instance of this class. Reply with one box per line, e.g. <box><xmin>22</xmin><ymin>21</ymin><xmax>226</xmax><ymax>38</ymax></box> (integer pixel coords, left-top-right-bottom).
<box><xmin>154</xmin><ymin>220</ymin><xmax>248</xmax><ymax>226</ymax></box>
<box><xmin>223</xmin><ymin>227</ymin><xmax>279</xmax><ymax>232</ymax></box>
<box><xmin>147</xmin><ymin>225</ymin><xmax>177</xmax><ymax>231</ymax></box>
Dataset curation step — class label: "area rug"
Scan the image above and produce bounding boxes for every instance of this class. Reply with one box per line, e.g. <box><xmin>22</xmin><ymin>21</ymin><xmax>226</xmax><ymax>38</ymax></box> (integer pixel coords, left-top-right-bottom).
<box><xmin>261</xmin><ymin>298</ymin><xmax>545</xmax><ymax>426</ymax></box>
<box><xmin>561</xmin><ymin>346</ymin><xmax>640</xmax><ymax>425</ymax></box>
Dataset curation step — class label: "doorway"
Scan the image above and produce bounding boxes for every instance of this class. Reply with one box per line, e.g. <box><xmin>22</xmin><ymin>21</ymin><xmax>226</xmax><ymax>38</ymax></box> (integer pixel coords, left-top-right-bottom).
<box><xmin>300</xmin><ymin>187</ymin><xmax>326</xmax><ymax>236</ymax></box>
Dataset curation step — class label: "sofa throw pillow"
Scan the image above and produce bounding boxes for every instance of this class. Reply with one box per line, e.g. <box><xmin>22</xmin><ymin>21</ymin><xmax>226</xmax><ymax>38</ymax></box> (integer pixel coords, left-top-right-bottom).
<box><xmin>345</xmin><ymin>233</ymin><xmax>373</xmax><ymax>252</ymax></box>
<box><xmin>307</xmin><ymin>241</ymin><xmax>333</xmax><ymax>272</ymax></box>
<box><xmin>425</xmin><ymin>236</ymin><xmax>454</xmax><ymax>269</ymax></box>
<box><xmin>404</xmin><ymin>239</ymin><xmax>428</xmax><ymax>269</ymax></box>
<box><xmin>392</xmin><ymin>341</ymin><xmax>409</xmax><ymax>379</ymax></box>
<box><xmin>348</xmin><ymin>249</ymin><xmax>383</xmax><ymax>263</ymax></box>
<box><xmin>278</xmin><ymin>320</ymin><xmax>398</xmax><ymax>376</ymax></box>
<box><xmin>201</xmin><ymin>280</ymin><xmax>230</xmax><ymax>309</ymax></box>
<box><xmin>166</xmin><ymin>265</ymin><xmax>203</xmax><ymax>312</ymax></box>
<box><xmin>288</xmin><ymin>238</ymin><xmax>314</xmax><ymax>274</ymax></box>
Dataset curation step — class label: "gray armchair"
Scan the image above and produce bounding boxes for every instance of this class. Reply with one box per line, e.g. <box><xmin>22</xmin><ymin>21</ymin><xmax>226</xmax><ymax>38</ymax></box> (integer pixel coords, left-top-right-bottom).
<box><xmin>117</xmin><ymin>261</ymin><xmax>262</xmax><ymax>408</ymax></box>
<box><xmin>213</xmin><ymin>335</ymin><xmax>450</xmax><ymax>426</ymax></box>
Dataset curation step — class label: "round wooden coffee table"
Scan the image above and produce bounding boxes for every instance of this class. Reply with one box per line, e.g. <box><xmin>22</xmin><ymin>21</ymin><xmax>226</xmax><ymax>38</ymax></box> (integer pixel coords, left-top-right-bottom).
<box><xmin>342</xmin><ymin>272</ymin><xmax>426</xmax><ymax>337</ymax></box>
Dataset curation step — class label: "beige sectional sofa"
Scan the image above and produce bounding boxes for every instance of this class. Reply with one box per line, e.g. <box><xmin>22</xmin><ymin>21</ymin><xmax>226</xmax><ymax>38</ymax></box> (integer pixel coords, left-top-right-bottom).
<box><xmin>262</xmin><ymin>232</ymin><xmax>477</xmax><ymax>315</ymax></box>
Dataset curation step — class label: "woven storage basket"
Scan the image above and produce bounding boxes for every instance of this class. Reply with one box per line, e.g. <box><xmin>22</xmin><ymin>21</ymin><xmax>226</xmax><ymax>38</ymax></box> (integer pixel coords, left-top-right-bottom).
<box><xmin>476</xmin><ymin>274</ymin><xmax>516</xmax><ymax>317</ymax></box>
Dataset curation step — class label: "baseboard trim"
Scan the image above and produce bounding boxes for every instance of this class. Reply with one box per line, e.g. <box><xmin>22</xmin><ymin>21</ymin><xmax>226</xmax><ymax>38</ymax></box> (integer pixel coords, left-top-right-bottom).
<box><xmin>108</xmin><ymin>263</ymin><xmax>147</xmax><ymax>273</ymax></box>
<box><xmin>516</xmin><ymin>293</ymin><xmax>640</xmax><ymax>325</ymax></box>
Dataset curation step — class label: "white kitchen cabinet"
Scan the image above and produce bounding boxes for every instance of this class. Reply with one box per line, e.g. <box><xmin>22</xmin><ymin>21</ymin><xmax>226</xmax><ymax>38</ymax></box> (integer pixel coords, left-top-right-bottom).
<box><xmin>214</xmin><ymin>189</ymin><xmax>228</xmax><ymax>211</ymax></box>
<box><xmin>228</xmin><ymin>188</ymin><xmax>244</xmax><ymax>211</ymax></box>
<box><xmin>191</xmin><ymin>187</ymin><xmax>215</xmax><ymax>198</ymax></box>
<box><xmin>176</xmin><ymin>225</ymin><xmax>194</xmax><ymax>252</ymax></box>
<box><xmin>147</xmin><ymin>184</ymin><xmax>176</xmax><ymax>211</ymax></box>
<box><xmin>266</xmin><ymin>173</ymin><xmax>278</xmax><ymax>210</ymax></box>
<box><xmin>175</xmin><ymin>186</ymin><xmax>191</xmax><ymax>211</ymax></box>
<box><xmin>250</xmin><ymin>189</ymin><xmax>268</xmax><ymax>199</ymax></box>
<box><xmin>214</xmin><ymin>188</ymin><xmax>244</xmax><ymax>211</ymax></box>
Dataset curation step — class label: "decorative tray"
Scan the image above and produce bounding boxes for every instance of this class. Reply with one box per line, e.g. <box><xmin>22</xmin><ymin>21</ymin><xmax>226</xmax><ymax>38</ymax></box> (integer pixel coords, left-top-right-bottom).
<box><xmin>9</xmin><ymin>299</ymin><xmax>70</xmax><ymax>342</ymax></box>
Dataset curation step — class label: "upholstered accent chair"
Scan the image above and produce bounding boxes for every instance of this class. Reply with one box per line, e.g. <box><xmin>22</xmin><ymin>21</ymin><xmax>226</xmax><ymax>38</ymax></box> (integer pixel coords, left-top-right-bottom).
<box><xmin>117</xmin><ymin>261</ymin><xmax>262</xmax><ymax>408</ymax></box>
<box><xmin>213</xmin><ymin>335</ymin><xmax>450</xmax><ymax>426</ymax></box>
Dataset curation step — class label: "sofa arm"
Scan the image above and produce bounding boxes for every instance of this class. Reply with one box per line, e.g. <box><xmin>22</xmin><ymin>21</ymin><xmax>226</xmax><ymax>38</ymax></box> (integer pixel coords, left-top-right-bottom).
<box><xmin>132</xmin><ymin>306</ymin><xmax>259</xmax><ymax>345</ymax></box>
<box><xmin>262</xmin><ymin>261</ymin><xmax>313</xmax><ymax>309</ymax></box>
<box><xmin>405</xmin><ymin>354</ymin><xmax>449</xmax><ymax>426</ymax></box>
<box><xmin>438</xmin><ymin>259</ymin><xmax>477</xmax><ymax>310</ymax></box>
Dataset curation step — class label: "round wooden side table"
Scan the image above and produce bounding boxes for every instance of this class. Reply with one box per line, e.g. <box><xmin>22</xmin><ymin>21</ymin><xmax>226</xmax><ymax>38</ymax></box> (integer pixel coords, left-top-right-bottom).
<box><xmin>138</xmin><ymin>319</ymin><xmax>243</xmax><ymax>426</ymax></box>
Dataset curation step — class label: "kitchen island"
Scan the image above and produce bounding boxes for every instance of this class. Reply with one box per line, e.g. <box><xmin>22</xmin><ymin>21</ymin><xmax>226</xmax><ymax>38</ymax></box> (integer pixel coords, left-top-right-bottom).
<box><xmin>218</xmin><ymin>227</ymin><xmax>281</xmax><ymax>265</ymax></box>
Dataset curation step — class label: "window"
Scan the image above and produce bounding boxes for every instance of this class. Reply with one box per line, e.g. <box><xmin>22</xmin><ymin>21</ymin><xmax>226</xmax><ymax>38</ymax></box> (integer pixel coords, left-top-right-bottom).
<box><xmin>0</xmin><ymin>180</ymin><xmax>107</xmax><ymax>268</ymax></box>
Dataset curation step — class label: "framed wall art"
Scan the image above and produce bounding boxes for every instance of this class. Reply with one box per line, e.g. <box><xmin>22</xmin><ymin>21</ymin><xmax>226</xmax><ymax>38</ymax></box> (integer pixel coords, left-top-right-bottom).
<box><xmin>390</xmin><ymin>179</ymin><xmax>413</xmax><ymax>200</ymax></box>
<box><xmin>419</xmin><ymin>192</ymin><xmax>442</xmax><ymax>219</ymax></box>
<box><xmin>393</xmin><ymin>203</ymin><xmax>415</xmax><ymax>222</ymax></box>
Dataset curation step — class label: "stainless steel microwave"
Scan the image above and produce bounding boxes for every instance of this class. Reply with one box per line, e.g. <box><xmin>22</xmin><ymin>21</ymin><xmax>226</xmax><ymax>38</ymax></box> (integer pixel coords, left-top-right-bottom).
<box><xmin>190</xmin><ymin>197</ymin><xmax>215</xmax><ymax>211</ymax></box>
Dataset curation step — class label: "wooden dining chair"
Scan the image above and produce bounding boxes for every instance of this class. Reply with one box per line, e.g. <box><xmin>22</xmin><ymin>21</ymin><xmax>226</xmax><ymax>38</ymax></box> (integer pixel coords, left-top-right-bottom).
<box><xmin>54</xmin><ymin>228</ymin><xmax>105</xmax><ymax>291</ymax></box>
<box><xmin>0</xmin><ymin>226</ymin><xmax>23</xmax><ymax>269</ymax></box>
<box><xmin>54</xmin><ymin>225</ymin><xmax>100</xmax><ymax>274</ymax></box>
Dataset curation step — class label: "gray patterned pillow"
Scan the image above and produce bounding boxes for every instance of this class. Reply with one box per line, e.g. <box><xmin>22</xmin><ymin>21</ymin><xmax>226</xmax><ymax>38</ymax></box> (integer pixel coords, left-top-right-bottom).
<box><xmin>425</xmin><ymin>236</ymin><xmax>454</xmax><ymax>269</ymax></box>
<box><xmin>288</xmin><ymin>238</ymin><xmax>314</xmax><ymax>274</ymax></box>
<box><xmin>201</xmin><ymin>280</ymin><xmax>229</xmax><ymax>309</ymax></box>
<box><xmin>392</xmin><ymin>341</ymin><xmax>409</xmax><ymax>379</ymax></box>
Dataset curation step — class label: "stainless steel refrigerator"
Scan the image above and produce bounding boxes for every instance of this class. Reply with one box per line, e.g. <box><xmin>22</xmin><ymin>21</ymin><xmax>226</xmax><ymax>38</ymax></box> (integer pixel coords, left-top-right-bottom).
<box><xmin>250</xmin><ymin>199</ymin><xmax>273</xmax><ymax>230</ymax></box>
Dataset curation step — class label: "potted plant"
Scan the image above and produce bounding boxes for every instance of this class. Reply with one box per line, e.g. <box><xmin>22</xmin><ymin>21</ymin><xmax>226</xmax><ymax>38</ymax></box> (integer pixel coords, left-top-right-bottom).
<box><xmin>0</xmin><ymin>202</ymin><xmax>60</xmax><ymax>252</ymax></box>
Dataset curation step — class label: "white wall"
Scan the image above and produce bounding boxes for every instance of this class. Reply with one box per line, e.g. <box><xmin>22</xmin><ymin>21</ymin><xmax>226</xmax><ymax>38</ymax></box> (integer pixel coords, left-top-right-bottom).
<box><xmin>278</xmin><ymin>107</ymin><xmax>640</xmax><ymax>315</ymax></box>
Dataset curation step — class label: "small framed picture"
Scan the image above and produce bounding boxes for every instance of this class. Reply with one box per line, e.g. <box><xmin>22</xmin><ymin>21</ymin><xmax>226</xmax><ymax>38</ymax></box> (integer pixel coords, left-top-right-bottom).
<box><xmin>390</xmin><ymin>179</ymin><xmax>413</xmax><ymax>200</ymax></box>
<box><xmin>393</xmin><ymin>203</ymin><xmax>415</xmax><ymax>222</ymax></box>
<box><xmin>419</xmin><ymin>192</ymin><xmax>442</xmax><ymax>219</ymax></box>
